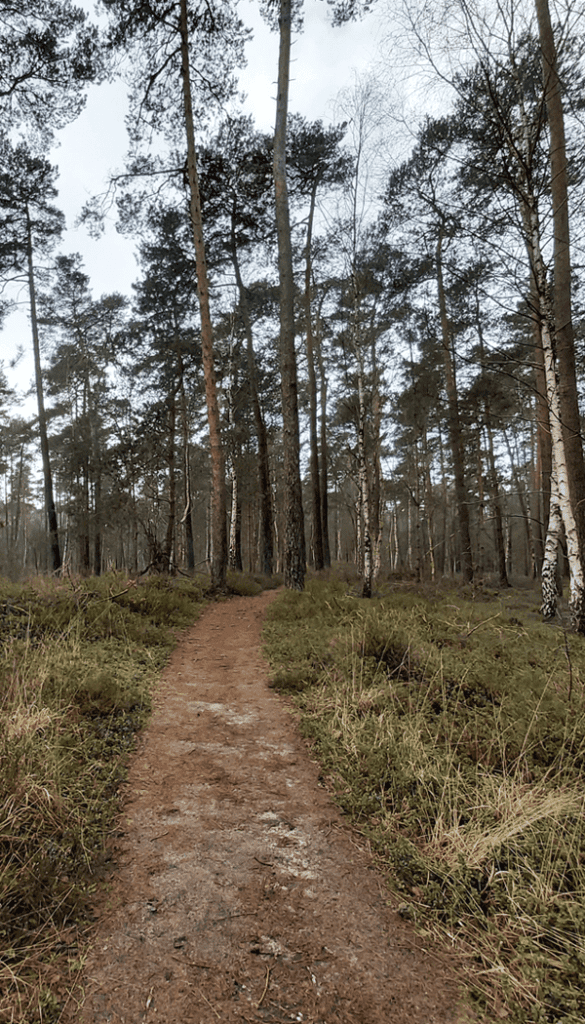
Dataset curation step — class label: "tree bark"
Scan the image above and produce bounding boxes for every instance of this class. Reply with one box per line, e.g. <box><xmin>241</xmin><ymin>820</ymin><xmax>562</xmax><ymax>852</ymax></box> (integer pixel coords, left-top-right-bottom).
<box><xmin>520</xmin><ymin>166</ymin><xmax>585</xmax><ymax>627</ymax></box>
<box><xmin>179</xmin><ymin>0</ymin><xmax>227</xmax><ymax>590</ymax></box>
<box><xmin>476</xmin><ymin>312</ymin><xmax>509</xmax><ymax>587</ymax></box>
<box><xmin>531</xmin><ymin>281</ymin><xmax>551</xmax><ymax>575</ymax></box>
<box><xmin>229</xmin><ymin>232</ymin><xmax>273</xmax><ymax>575</ymax></box>
<box><xmin>370</xmin><ymin>329</ymin><xmax>383</xmax><ymax>580</ymax></box>
<box><xmin>315</xmin><ymin>320</ymin><xmax>331</xmax><ymax>567</ymax></box>
<box><xmin>303</xmin><ymin>182</ymin><xmax>324</xmax><ymax>569</ymax></box>
<box><xmin>535</xmin><ymin>0</ymin><xmax>585</xmax><ymax>628</ymax></box>
<box><xmin>273</xmin><ymin>0</ymin><xmax>305</xmax><ymax>590</ymax></box>
<box><xmin>541</xmin><ymin>460</ymin><xmax>562</xmax><ymax>619</ymax></box>
<box><xmin>164</xmin><ymin>390</ymin><xmax>176</xmax><ymax>571</ymax></box>
<box><xmin>26</xmin><ymin>204</ymin><xmax>61</xmax><ymax>573</ymax></box>
<box><xmin>228</xmin><ymin>461</ymin><xmax>243</xmax><ymax>571</ymax></box>
<box><xmin>176</xmin><ymin>345</ymin><xmax>195</xmax><ymax>571</ymax></box>
<box><xmin>436</xmin><ymin>230</ymin><xmax>473</xmax><ymax>582</ymax></box>
<box><xmin>356</xmin><ymin>348</ymin><xmax>373</xmax><ymax>597</ymax></box>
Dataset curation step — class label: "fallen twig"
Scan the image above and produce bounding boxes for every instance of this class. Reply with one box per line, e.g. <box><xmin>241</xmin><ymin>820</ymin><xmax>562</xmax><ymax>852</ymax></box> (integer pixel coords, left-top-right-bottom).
<box><xmin>196</xmin><ymin>986</ymin><xmax>220</xmax><ymax>1018</ymax></box>
<box><xmin>256</xmin><ymin>965</ymin><xmax>272</xmax><ymax>1009</ymax></box>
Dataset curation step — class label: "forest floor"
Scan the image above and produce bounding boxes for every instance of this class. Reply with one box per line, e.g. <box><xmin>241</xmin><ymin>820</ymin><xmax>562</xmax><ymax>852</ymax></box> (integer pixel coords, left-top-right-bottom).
<box><xmin>70</xmin><ymin>589</ymin><xmax>475</xmax><ymax>1024</ymax></box>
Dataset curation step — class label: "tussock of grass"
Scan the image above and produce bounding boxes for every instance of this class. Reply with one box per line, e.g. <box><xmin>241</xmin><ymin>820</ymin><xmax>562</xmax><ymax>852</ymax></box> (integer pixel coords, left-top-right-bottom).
<box><xmin>226</xmin><ymin>570</ymin><xmax>283</xmax><ymax>596</ymax></box>
<box><xmin>0</xmin><ymin>572</ymin><xmax>206</xmax><ymax>1023</ymax></box>
<box><xmin>264</xmin><ymin>577</ymin><xmax>585</xmax><ymax>1024</ymax></box>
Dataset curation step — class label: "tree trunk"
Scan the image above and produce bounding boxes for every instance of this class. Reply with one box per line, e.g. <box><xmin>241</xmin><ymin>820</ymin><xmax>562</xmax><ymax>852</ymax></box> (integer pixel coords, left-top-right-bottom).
<box><xmin>521</xmin><ymin>173</ymin><xmax>585</xmax><ymax>626</ymax></box>
<box><xmin>436</xmin><ymin>230</ymin><xmax>473</xmax><ymax>582</ymax></box>
<box><xmin>179</xmin><ymin>0</ymin><xmax>227</xmax><ymax>590</ymax></box>
<box><xmin>164</xmin><ymin>390</ymin><xmax>176</xmax><ymax>571</ymax></box>
<box><xmin>93</xmin><ymin>469</ymin><xmax>102</xmax><ymax>577</ymax></box>
<box><xmin>531</xmin><ymin>281</ymin><xmax>551</xmax><ymax>569</ymax></box>
<box><xmin>26</xmin><ymin>204</ymin><xmax>61</xmax><ymax>573</ymax></box>
<box><xmin>370</xmin><ymin>330</ymin><xmax>382</xmax><ymax>580</ymax></box>
<box><xmin>357</xmin><ymin>356</ymin><xmax>373</xmax><ymax>597</ymax></box>
<box><xmin>476</xmin><ymin>313</ymin><xmax>509</xmax><ymax>587</ymax></box>
<box><xmin>230</xmin><ymin>234</ymin><xmax>273</xmax><ymax>575</ymax></box>
<box><xmin>535</xmin><ymin>0</ymin><xmax>585</xmax><ymax>628</ymax></box>
<box><xmin>540</xmin><ymin>289</ymin><xmax>584</xmax><ymax>627</ymax></box>
<box><xmin>541</xmin><ymin>459</ymin><xmax>562</xmax><ymax>619</ymax></box>
<box><xmin>315</xmin><ymin>324</ymin><xmax>331</xmax><ymax>567</ymax></box>
<box><xmin>273</xmin><ymin>0</ymin><xmax>305</xmax><ymax>590</ymax></box>
<box><xmin>503</xmin><ymin>428</ymin><xmax>535</xmax><ymax>580</ymax></box>
<box><xmin>228</xmin><ymin>462</ymin><xmax>243</xmax><ymax>571</ymax></box>
<box><xmin>517</xmin><ymin>153</ymin><xmax>552</xmax><ymax>572</ymax></box>
<box><xmin>485</xmin><ymin>420</ymin><xmax>509</xmax><ymax>587</ymax></box>
<box><xmin>176</xmin><ymin>346</ymin><xmax>195</xmax><ymax>571</ymax></box>
<box><xmin>303</xmin><ymin>182</ymin><xmax>324</xmax><ymax>569</ymax></box>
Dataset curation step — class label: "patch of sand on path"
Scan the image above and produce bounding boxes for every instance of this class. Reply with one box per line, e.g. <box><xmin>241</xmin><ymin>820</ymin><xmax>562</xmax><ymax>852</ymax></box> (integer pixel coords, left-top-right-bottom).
<box><xmin>74</xmin><ymin>590</ymin><xmax>473</xmax><ymax>1024</ymax></box>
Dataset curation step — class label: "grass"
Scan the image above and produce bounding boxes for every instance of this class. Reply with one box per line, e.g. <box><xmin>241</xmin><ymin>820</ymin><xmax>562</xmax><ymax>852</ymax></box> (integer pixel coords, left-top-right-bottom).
<box><xmin>0</xmin><ymin>571</ymin><xmax>209</xmax><ymax>1023</ymax></box>
<box><xmin>226</xmin><ymin>569</ymin><xmax>283</xmax><ymax>596</ymax></box>
<box><xmin>263</xmin><ymin>572</ymin><xmax>585</xmax><ymax>1024</ymax></box>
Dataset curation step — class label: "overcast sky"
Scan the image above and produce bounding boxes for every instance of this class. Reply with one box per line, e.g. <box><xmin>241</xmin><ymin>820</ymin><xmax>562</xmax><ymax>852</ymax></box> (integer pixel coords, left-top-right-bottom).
<box><xmin>2</xmin><ymin>0</ymin><xmax>389</xmax><ymax>406</ymax></box>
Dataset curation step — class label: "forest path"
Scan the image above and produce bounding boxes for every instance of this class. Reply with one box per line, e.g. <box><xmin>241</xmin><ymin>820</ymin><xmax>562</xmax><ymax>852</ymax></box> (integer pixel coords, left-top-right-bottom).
<box><xmin>75</xmin><ymin>589</ymin><xmax>472</xmax><ymax>1024</ymax></box>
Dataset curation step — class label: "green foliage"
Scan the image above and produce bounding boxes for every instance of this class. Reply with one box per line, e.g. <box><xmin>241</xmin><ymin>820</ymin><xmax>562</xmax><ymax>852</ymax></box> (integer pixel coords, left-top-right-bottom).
<box><xmin>0</xmin><ymin>572</ymin><xmax>206</xmax><ymax>1023</ymax></box>
<box><xmin>226</xmin><ymin>570</ymin><xmax>282</xmax><ymax>596</ymax></box>
<box><xmin>264</xmin><ymin>580</ymin><xmax>585</xmax><ymax>1023</ymax></box>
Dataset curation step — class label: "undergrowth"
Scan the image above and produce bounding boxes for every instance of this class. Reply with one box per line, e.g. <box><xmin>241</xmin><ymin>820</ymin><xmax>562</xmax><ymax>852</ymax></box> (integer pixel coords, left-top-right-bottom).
<box><xmin>263</xmin><ymin>575</ymin><xmax>585</xmax><ymax>1024</ymax></box>
<box><xmin>0</xmin><ymin>571</ymin><xmax>208</xmax><ymax>1023</ymax></box>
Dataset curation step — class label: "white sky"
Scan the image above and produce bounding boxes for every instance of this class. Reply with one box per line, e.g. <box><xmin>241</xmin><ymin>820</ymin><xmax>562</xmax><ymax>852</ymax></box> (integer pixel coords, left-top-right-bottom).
<box><xmin>1</xmin><ymin>0</ymin><xmax>390</xmax><ymax>408</ymax></box>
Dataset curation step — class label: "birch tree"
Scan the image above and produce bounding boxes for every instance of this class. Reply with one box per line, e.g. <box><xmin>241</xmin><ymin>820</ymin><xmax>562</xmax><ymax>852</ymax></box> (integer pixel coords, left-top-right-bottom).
<box><xmin>447</xmin><ymin>9</ymin><xmax>585</xmax><ymax>624</ymax></box>
<box><xmin>533</xmin><ymin>0</ymin><xmax>585</xmax><ymax>628</ymax></box>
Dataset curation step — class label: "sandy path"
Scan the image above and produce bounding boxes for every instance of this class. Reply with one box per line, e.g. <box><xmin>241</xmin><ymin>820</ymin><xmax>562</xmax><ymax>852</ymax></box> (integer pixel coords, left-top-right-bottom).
<box><xmin>75</xmin><ymin>590</ymin><xmax>471</xmax><ymax>1024</ymax></box>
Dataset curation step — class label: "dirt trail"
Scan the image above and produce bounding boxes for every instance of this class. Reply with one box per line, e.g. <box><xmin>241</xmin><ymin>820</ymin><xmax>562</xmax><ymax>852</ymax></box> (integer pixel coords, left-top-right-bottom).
<box><xmin>75</xmin><ymin>590</ymin><xmax>471</xmax><ymax>1024</ymax></box>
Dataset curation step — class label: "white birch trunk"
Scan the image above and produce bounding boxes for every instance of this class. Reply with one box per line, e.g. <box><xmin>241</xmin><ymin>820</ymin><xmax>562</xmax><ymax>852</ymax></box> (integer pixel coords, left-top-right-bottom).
<box><xmin>510</xmin><ymin>103</ymin><xmax>585</xmax><ymax>625</ymax></box>
<box><xmin>541</xmin><ymin>459</ymin><xmax>562</xmax><ymax>619</ymax></box>
<box><xmin>538</xmin><ymin>270</ymin><xmax>584</xmax><ymax>626</ymax></box>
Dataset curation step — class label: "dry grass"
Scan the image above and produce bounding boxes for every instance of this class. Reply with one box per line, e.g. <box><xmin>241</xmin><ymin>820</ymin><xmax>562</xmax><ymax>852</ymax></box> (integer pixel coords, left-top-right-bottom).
<box><xmin>0</xmin><ymin>572</ymin><xmax>208</xmax><ymax>1023</ymax></box>
<box><xmin>264</xmin><ymin>575</ymin><xmax>585</xmax><ymax>1023</ymax></box>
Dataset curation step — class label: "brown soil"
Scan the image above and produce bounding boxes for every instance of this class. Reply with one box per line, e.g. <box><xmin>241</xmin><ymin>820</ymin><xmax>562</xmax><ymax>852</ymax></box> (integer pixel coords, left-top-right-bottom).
<box><xmin>74</xmin><ymin>590</ymin><xmax>474</xmax><ymax>1024</ymax></box>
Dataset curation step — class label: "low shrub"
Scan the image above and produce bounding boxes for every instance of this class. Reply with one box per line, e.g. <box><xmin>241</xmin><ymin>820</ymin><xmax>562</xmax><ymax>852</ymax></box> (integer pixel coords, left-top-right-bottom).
<box><xmin>226</xmin><ymin>570</ymin><xmax>283</xmax><ymax>596</ymax></box>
